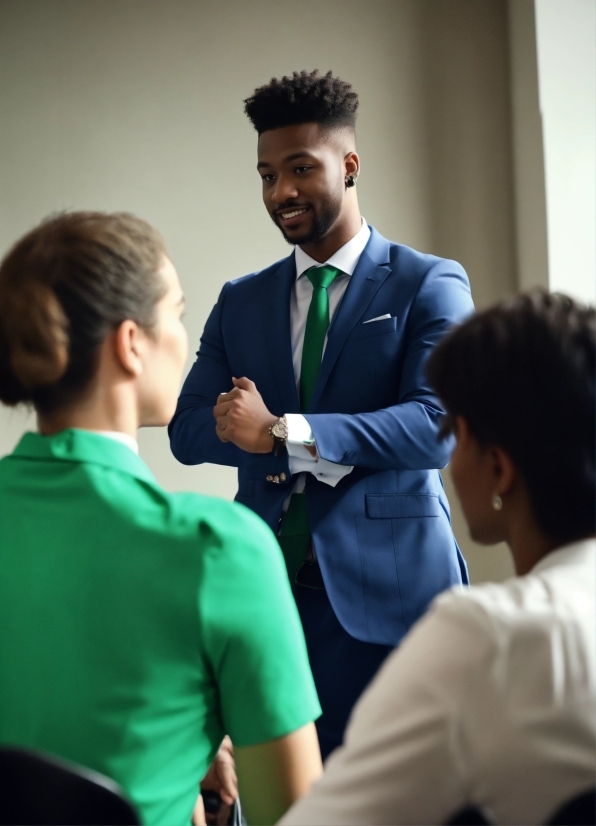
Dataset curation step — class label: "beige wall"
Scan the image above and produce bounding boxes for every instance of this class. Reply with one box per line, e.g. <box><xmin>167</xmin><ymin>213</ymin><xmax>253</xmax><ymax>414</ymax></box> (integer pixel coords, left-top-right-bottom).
<box><xmin>0</xmin><ymin>0</ymin><xmax>516</xmax><ymax>583</ymax></box>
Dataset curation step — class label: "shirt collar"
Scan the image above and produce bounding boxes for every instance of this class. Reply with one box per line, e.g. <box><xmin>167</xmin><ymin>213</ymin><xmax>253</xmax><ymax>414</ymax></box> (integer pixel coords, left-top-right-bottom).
<box><xmin>11</xmin><ymin>429</ymin><xmax>154</xmax><ymax>485</ymax></box>
<box><xmin>88</xmin><ymin>430</ymin><xmax>139</xmax><ymax>454</ymax></box>
<box><xmin>294</xmin><ymin>219</ymin><xmax>371</xmax><ymax>280</ymax></box>
<box><xmin>531</xmin><ymin>537</ymin><xmax>596</xmax><ymax>575</ymax></box>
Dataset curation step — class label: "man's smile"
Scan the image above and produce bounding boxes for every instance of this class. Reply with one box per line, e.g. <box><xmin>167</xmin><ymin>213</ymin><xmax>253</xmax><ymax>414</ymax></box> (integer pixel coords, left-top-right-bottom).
<box><xmin>276</xmin><ymin>206</ymin><xmax>311</xmax><ymax>227</ymax></box>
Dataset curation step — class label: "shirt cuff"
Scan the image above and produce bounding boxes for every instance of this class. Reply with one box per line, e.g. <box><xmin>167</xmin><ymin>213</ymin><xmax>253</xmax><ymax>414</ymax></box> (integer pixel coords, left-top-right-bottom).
<box><xmin>285</xmin><ymin>414</ymin><xmax>317</xmax><ymax>461</ymax></box>
<box><xmin>285</xmin><ymin>414</ymin><xmax>354</xmax><ymax>488</ymax></box>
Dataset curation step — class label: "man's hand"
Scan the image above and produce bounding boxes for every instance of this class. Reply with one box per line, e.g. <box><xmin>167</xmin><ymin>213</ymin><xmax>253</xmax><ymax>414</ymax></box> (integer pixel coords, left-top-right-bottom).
<box><xmin>213</xmin><ymin>377</ymin><xmax>277</xmax><ymax>453</ymax></box>
<box><xmin>199</xmin><ymin>735</ymin><xmax>238</xmax><ymax>826</ymax></box>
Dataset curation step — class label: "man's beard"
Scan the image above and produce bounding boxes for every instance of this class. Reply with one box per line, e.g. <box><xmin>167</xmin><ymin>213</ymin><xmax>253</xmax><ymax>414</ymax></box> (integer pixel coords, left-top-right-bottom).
<box><xmin>274</xmin><ymin>195</ymin><xmax>343</xmax><ymax>247</ymax></box>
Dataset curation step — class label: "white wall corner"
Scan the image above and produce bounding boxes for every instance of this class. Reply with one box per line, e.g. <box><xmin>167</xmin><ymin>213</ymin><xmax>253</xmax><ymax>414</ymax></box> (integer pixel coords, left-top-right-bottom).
<box><xmin>507</xmin><ymin>0</ymin><xmax>550</xmax><ymax>294</ymax></box>
<box><xmin>534</xmin><ymin>0</ymin><xmax>596</xmax><ymax>305</ymax></box>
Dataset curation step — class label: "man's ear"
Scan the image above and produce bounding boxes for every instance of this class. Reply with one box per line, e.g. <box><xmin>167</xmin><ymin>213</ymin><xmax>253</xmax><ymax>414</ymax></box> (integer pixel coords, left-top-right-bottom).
<box><xmin>490</xmin><ymin>445</ymin><xmax>517</xmax><ymax>498</ymax></box>
<box><xmin>344</xmin><ymin>151</ymin><xmax>360</xmax><ymax>179</ymax></box>
<box><xmin>113</xmin><ymin>320</ymin><xmax>144</xmax><ymax>378</ymax></box>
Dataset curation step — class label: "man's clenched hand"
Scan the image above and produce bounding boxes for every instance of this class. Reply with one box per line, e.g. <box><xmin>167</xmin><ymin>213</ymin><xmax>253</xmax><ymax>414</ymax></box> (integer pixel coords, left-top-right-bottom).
<box><xmin>213</xmin><ymin>377</ymin><xmax>277</xmax><ymax>453</ymax></box>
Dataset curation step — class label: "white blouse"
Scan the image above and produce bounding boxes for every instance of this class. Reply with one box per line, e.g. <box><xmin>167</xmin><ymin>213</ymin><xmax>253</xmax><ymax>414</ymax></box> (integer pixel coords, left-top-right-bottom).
<box><xmin>281</xmin><ymin>538</ymin><xmax>596</xmax><ymax>825</ymax></box>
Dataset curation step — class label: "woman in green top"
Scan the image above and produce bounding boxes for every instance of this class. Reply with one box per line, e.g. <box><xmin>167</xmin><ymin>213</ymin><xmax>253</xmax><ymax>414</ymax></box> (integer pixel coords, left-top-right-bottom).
<box><xmin>0</xmin><ymin>212</ymin><xmax>322</xmax><ymax>825</ymax></box>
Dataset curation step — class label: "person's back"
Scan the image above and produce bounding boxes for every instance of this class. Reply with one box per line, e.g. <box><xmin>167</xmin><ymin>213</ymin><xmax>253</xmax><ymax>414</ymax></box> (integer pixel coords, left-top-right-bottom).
<box><xmin>0</xmin><ymin>429</ymin><xmax>317</xmax><ymax>824</ymax></box>
<box><xmin>0</xmin><ymin>212</ymin><xmax>322</xmax><ymax>825</ymax></box>
<box><xmin>459</xmin><ymin>539</ymin><xmax>595</xmax><ymax>821</ymax></box>
<box><xmin>415</xmin><ymin>538</ymin><xmax>595</xmax><ymax>823</ymax></box>
<box><xmin>281</xmin><ymin>536</ymin><xmax>595</xmax><ymax>825</ymax></box>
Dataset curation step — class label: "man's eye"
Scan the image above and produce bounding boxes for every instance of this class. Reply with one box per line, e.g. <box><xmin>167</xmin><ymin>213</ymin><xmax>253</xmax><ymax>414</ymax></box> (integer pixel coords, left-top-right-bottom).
<box><xmin>295</xmin><ymin>166</ymin><xmax>311</xmax><ymax>174</ymax></box>
<box><xmin>261</xmin><ymin>174</ymin><xmax>275</xmax><ymax>182</ymax></box>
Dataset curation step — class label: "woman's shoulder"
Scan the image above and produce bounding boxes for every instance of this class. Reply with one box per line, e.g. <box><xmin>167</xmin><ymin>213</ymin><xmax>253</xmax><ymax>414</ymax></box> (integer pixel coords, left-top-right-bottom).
<box><xmin>159</xmin><ymin>489</ymin><xmax>278</xmax><ymax>558</ymax></box>
<box><xmin>431</xmin><ymin>546</ymin><xmax>595</xmax><ymax>654</ymax></box>
<box><xmin>158</xmin><ymin>487</ymin><xmax>263</xmax><ymax>531</ymax></box>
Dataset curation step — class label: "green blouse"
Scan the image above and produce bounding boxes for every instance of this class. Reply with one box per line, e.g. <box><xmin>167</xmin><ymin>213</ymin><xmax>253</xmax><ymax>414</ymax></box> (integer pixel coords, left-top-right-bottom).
<box><xmin>0</xmin><ymin>430</ymin><xmax>320</xmax><ymax>825</ymax></box>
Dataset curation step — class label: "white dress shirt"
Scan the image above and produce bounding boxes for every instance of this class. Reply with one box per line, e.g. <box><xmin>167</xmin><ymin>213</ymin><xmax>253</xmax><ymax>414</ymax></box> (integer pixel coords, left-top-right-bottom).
<box><xmin>285</xmin><ymin>219</ymin><xmax>370</xmax><ymax>487</ymax></box>
<box><xmin>281</xmin><ymin>538</ymin><xmax>596</xmax><ymax>826</ymax></box>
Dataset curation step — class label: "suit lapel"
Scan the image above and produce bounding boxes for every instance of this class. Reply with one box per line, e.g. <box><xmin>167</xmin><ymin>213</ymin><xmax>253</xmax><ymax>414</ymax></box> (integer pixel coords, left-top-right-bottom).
<box><xmin>264</xmin><ymin>253</ymin><xmax>301</xmax><ymax>413</ymax></box>
<box><xmin>310</xmin><ymin>228</ymin><xmax>392</xmax><ymax>410</ymax></box>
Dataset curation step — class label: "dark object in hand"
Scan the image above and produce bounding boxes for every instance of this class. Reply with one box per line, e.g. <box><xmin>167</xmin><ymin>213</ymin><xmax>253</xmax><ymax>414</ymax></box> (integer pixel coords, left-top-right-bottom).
<box><xmin>201</xmin><ymin>790</ymin><xmax>242</xmax><ymax>826</ymax></box>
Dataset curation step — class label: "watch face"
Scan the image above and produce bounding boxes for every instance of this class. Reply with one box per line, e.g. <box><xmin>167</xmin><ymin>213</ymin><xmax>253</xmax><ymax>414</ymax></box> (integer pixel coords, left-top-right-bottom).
<box><xmin>271</xmin><ymin>420</ymin><xmax>288</xmax><ymax>439</ymax></box>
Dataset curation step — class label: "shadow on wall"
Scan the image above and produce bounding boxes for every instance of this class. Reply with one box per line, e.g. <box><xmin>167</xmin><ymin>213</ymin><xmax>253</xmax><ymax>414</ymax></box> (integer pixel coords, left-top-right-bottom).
<box><xmin>419</xmin><ymin>0</ymin><xmax>517</xmax><ymax>584</ymax></box>
<box><xmin>417</xmin><ymin>0</ymin><xmax>517</xmax><ymax>311</ymax></box>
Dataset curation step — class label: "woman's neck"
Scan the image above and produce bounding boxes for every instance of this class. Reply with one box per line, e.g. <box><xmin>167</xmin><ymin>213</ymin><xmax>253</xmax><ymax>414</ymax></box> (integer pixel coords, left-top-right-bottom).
<box><xmin>38</xmin><ymin>383</ymin><xmax>138</xmax><ymax>439</ymax></box>
<box><xmin>507</xmin><ymin>521</ymin><xmax>559</xmax><ymax>575</ymax></box>
<box><xmin>502</xmin><ymin>490</ymin><xmax>560</xmax><ymax>575</ymax></box>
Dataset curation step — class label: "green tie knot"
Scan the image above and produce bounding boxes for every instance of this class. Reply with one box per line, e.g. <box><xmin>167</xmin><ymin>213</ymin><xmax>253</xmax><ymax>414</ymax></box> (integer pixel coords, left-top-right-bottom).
<box><xmin>306</xmin><ymin>264</ymin><xmax>342</xmax><ymax>291</ymax></box>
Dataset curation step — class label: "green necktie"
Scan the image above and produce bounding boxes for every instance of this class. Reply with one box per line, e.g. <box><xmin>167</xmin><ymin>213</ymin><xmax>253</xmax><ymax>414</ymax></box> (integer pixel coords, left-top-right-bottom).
<box><xmin>278</xmin><ymin>264</ymin><xmax>342</xmax><ymax>583</ymax></box>
<box><xmin>300</xmin><ymin>265</ymin><xmax>342</xmax><ymax>412</ymax></box>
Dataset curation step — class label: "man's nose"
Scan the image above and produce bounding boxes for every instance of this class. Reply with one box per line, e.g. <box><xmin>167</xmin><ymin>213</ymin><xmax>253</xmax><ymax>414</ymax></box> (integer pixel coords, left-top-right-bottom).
<box><xmin>272</xmin><ymin>174</ymin><xmax>299</xmax><ymax>205</ymax></box>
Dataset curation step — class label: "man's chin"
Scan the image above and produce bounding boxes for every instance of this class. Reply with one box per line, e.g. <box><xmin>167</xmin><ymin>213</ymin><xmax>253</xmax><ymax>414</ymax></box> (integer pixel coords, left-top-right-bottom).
<box><xmin>276</xmin><ymin>222</ymin><xmax>320</xmax><ymax>247</ymax></box>
<box><xmin>281</xmin><ymin>230</ymin><xmax>312</xmax><ymax>246</ymax></box>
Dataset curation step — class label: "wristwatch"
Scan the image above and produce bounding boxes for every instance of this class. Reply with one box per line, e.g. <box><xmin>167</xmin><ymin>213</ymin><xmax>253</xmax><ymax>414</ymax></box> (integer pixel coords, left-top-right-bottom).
<box><xmin>269</xmin><ymin>415</ymin><xmax>288</xmax><ymax>457</ymax></box>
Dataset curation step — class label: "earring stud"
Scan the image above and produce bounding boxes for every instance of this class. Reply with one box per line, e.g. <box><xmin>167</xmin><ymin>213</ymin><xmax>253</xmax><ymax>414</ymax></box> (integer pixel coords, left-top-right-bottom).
<box><xmin>345</xmin><ymin>176</ymin><xmax>356</xmax><ymax>188</ymax></box>
<box><xmin>492</xmin><ymin>494</ymin><xmax>503</xmax><ymax>511</ymax></box>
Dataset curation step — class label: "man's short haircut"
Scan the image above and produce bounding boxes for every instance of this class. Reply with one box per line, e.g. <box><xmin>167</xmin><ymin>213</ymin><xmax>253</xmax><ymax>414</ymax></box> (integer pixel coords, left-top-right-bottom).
<box><xmin>243</xmin><ymin>70</ymin><xmax>359</xmax><ymax>135</ymax></box>
<box><xmin>427</xmin><ymin>291</ymin><xmax>595</xmax><ymax>546</ymax></box>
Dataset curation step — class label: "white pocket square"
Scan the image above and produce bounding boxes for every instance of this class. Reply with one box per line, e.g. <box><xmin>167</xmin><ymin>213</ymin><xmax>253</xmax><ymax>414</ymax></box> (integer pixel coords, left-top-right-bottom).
<box><xmin>363</xmin><ymin>314</ymin><xmax>391</xmax><ymax>324</ymax></box>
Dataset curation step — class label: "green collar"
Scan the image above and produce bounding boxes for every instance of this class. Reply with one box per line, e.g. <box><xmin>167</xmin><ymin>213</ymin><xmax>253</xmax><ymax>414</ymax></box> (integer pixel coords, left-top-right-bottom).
<box><xmin>11</xmin><ymin>429</ymin><xmax>157</xmax><ymax>486</ymax></box>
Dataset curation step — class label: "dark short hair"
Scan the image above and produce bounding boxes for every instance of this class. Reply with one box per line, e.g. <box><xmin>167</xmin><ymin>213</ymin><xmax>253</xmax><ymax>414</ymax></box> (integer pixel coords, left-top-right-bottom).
<box><xmin>427</xmin><ymin>291</ymin><xmax>595</xmax><ymax>545</ymax></box>
<box><xmin>0</xmin><ymin>211</ymin><xmax>167</xmax><ymax>415</ymax></box>
<box><xmin>244</xmin><ymin>70</ymin><xmax>359</xmax><ymax>135</ymax></box>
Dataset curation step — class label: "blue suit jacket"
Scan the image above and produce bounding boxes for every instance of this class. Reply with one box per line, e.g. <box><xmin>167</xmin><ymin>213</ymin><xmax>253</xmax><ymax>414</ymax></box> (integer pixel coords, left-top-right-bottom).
<box><xmin>169</xmin><ymin>227</ymin><xmax>475</xmax><ymax>646</ymax></box>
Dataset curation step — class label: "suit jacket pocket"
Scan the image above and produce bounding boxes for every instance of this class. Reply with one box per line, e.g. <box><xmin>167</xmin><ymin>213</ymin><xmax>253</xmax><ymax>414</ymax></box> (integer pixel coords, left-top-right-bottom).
<box><xmin>366</xmin><ymin>493</ymin><xmax>440</xmax><ymax>518</ymax></box>
<box><xmin>346</xmin><ymin>316</ymin><xmax>398</xmax><ymax>341</ymax></box>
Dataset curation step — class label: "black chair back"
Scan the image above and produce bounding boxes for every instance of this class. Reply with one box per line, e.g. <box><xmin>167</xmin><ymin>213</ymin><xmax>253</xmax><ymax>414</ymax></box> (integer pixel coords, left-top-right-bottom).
<box><xmin>447</xmin><ymin>788</ymin><xmax>596</xmax><ymax>826</ymax></box>
<box><xmin>548</xmin><ymin>788</ymin><xmax>596</xmax><ymax>826</ymax></box>
<box><xmin>0</xmin><ymin>746</ymin><xmax>140</xmax><ymax>825</ymax></box>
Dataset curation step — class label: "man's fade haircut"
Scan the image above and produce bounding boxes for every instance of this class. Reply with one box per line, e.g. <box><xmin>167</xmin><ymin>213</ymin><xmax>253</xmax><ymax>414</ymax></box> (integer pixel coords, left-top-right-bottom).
<box><xmin>243</xmin><ymin>70</ymin><xmax>359</xmax><ymax>135</ymax></box>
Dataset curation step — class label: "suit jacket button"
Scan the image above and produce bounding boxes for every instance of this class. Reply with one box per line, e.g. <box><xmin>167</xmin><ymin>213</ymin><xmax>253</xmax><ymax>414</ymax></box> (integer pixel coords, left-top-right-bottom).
<box><xmin>266</xmin><ymin>475</ymin><xmax>273</xmax><ymax>482</ymax></box>
<box><xmin>273</xmin><ymin>476</ymin><xmax>280</xmax><ymax>483</ymax></box>
<box><xmin>280</xmin><ymin>473</ymin><xmax>287</xmax><ymax>482</ymax></box>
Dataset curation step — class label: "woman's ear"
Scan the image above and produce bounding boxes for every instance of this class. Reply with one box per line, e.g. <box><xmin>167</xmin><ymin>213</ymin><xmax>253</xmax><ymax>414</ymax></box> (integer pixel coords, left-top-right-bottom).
<box><xmin>454</xmin><ymin>415</ymin><xmax>470</xmax><ymax>443</ymax></box>
<box><xmin>490</xmin><ymin>445</ymin><xmax>517</xmax><ymax>498</ymax></box>
<box><xmin>113</xmin><ymin>320</ymin><xmax>144</xmax><ymax>378</ymax></box>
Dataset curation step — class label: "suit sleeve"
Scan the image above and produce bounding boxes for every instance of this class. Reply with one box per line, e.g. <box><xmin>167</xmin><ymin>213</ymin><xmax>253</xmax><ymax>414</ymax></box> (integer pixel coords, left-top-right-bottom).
<box><xmin>305</xmin><ymin>261</ymin><xmax>474</xmax><ymax>471</ymax></box>
<box><xmin>168</xmin><ymin>283</ymin><xmax>251</xmax><ymax>468</ymax></box>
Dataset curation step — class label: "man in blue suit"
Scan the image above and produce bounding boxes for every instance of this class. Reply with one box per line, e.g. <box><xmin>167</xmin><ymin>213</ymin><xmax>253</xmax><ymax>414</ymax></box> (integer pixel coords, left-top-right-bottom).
<box><xmin>169</xmin><ymin>70</ymin><xmax>474</xmax><ymax>758</ymax></box>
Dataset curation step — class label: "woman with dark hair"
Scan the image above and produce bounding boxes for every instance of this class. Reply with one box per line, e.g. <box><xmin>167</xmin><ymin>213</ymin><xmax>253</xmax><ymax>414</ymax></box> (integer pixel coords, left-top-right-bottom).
<box><xmin>0</xmin><ymin>212</ymin><xmax>322</xmax><ymax>826</ymax></box>
<box><xmin>281</xmin><ymin>291</ymin><xmax>595</xmax><ymax>826</ymax></box>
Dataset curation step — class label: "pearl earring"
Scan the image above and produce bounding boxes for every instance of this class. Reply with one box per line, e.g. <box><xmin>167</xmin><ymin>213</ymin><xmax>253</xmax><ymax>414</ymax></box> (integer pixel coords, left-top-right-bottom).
<box><xmin>492</xmin><ymin>494</ymin><xmax>503</xmax><ymax>511</ymax></box>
